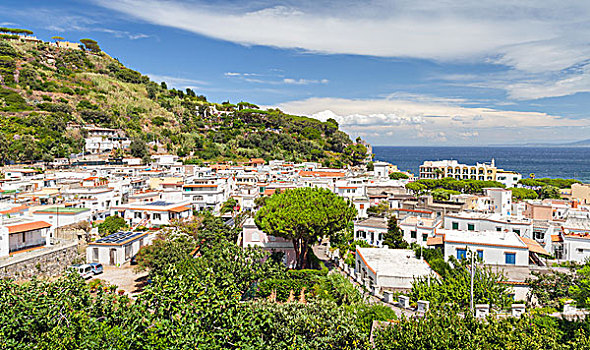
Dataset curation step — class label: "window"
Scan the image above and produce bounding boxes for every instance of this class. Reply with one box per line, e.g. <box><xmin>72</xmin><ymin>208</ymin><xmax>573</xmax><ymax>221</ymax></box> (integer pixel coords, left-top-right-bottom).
<box><xmin>134</xmin><ymin>212</ymin><xmax>142</xmax><ymax>219</ymax></box>
<box><xmin>93</xmin><ymin>248</ymin><xmax>99</xmax><ymax>262</ymax></box>
<box><xmin>477</xmin><ymin>250</ymin><xmax>484</xmax><ymax>260</ymax></box>
<box><xmin>457</xmin><ymin>249</ymin><xmax>467</xmax><ymax>260</ymax></box>
<box><xmin>505</xmin><ymin>253</ymin><xmax>516</xmax><ymax>265</ymax></box>
<box><xmin>496</xmin><ymin>227</ymin><xmax>502</xmax><ymax>232</ymax></box>
<box><xmin>422</xmin><ymin>234</ymin><xmax>428</xmax><ymax>242</ymax></box>
<box><xmin>153</xmin><ymin>213</ymin><xmax>161</xmax><ymax>220</ymax></box>
<box><xmin>359</xmin><ymin>204</ymin><xmax>364</xmax><ymax>209</ymax></box>
<box><xmin>468</xmin><ymin>223</ymin><xmax>475</xmax><ymax>231</ymax></box>
<box><xmin>513</xmin><ymin>229</ymin><xmax>520</xmax><ymax>235</ymax></box>
<box><xmin>411</xmin><ymin>230</ymin><xmax>417</xmax><ymax>239</ymax></box>
<box><xmin>452</xmin><ymin>222</ymin><xmax>459</xmax><ymax>230</ymax></box>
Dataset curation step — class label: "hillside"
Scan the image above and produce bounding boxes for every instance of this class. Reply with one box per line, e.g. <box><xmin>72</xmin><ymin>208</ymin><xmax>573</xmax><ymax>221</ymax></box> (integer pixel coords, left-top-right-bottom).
<box><xmin>0</xmin><ymin>36</ymin><xmax>362</xmax><ymax>166</ymax></box>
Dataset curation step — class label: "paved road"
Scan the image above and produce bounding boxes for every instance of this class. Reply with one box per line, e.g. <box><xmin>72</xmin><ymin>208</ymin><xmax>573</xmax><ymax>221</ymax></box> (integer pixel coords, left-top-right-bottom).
<box><xmin>90</xmin><ymin>265</ymin><xmax>148</xmax><ymax>296</ymax></box>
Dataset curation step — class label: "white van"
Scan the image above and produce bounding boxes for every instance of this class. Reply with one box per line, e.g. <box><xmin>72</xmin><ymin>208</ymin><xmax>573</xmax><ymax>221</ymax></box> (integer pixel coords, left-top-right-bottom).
<box><xmin>68</xmin><ymin>264</ymin><xmax>94</xmax><ymax>279</ymax></box>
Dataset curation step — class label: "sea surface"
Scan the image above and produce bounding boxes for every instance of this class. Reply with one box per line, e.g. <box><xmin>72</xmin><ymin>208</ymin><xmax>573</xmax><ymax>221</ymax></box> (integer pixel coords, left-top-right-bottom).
<box><xmin>373</xmin><ymin>146</ymin><xmax>590</xmax><ymax>183</ymax></box>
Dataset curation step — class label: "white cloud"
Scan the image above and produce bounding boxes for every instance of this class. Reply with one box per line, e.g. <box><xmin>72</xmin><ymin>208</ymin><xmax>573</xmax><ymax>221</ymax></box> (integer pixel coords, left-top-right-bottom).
<box><xmin>224</xmin><ymin>71</ymin><xmax>328</xmax><ymax>85</ymax></box>
<box><xmin>277</xmin><ymin>96</ymin><xmax>590</xmax><ymax>145</ymax></box>
<box><xmin>283</xmin><ymin>78</ymin><xmax>328</xmax><ymax>85</ymax></box>
<box><xmin>94</xmin><ymin>0</ymin><xmax>590</xmax><ymax>99</ymax></box>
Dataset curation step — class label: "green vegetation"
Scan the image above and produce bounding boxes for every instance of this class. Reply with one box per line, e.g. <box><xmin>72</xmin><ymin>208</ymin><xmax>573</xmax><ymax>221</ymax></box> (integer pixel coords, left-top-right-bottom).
<box><xmin>0</xmin><ymin>37</ymin><xmax>356</xmax><ymax>165</ymax></box>
<box><xmin>374</xmin><ymin>308</ymin><xmax>590</xmax><ymax>349</ymax></box>
<box><xmin>511</xmin><ymin>187</ymin><xmax>539</xmax><ymax>200</ymax></box>
<box><xmin>411</xmin><ymin>255</ymin><xmax>512</xmax><ymax>308</ymax></box>
<box><xmin>514</xmin><ymin>177</ymin><xmax>575</xmax><ymax>200</ymax></box>
<box><xmin>97</xmin><ymin>215</ymin><xmax>127</xmax><ymax>236</ymax></box>
<box><xmin>406</xmin><ymin>177</ymin><xmax>504</xmax><ymax>197</ymax></box>
<box><xmin>3</xmin><ymin>208</ymin><xmax>590</xmax><ymax>348</ymax></box>
<box><xmin>366</xmin><ymin>201</ymin><xmax>389</xmax><ymax>216</ymax></box>
<box><xmin>383</xmin><ymin>216</ymin><xmax>408</xmax><ymax>249</ymax></box>
<box><xmin>79</xmin><ymin>38</ymin><xmax>100</xmax><ymax>53</ymax></box>
<box><xmin>255</xmin><ymin>187</ymin><xmax>357</xmax><ymax>269</ymax></box>
<box><xmin>389</xmin><ymin>172</ymin><xmax>409</xmax><ymax>180</ymax></box>
<box><xmin>519</xmin><ymin>178</ymin><xmax>581</xmax><ymax>189</ymax></box>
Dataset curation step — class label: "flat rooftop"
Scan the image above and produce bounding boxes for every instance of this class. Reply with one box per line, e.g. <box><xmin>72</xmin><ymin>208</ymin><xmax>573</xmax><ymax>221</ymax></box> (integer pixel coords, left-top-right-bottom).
<box><xmin>34</xmin><ymin>207</ymin><xmax>89</xmax><ymax>214</ymax></box>
<box><xmin>439</xmin><ymin>228</ymin><xmax>527</xmax><ymax>249</ymax></box>
<box><xmin>355</xmin><ymin>217</ymin><xmax>388</xmax><ymax>229</ymax></box>
<box><xmin>357</xmin><ymin>248</ymin><xmax>434</xmax><ymax>278</ymax></box>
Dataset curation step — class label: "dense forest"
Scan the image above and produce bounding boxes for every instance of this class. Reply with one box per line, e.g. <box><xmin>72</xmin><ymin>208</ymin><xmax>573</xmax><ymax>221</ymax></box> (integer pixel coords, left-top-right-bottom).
<box><xmin>0</xmin><ymin>34</ymin><xmax>362</xmax><ymax>166</ymax></box>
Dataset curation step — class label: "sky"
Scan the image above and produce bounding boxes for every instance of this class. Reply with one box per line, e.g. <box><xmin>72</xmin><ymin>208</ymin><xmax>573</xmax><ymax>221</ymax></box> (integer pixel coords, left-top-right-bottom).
<box><xmin>2</xmin><ymin>0</ymin><xmax>590</xmax><ymax>146</ymax></box>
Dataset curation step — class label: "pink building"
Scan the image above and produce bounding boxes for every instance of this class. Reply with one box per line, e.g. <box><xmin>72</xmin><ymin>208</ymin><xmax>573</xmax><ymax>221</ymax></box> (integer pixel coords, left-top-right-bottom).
<box><xmin>241</xmin><ymin>218</ymin><xmax>296</xmax><ymax>268</ymax></box>
<box><xmin>524</xmin><ymin>201</ymin><xmax>552</xmax><ymax>221</ymax></box>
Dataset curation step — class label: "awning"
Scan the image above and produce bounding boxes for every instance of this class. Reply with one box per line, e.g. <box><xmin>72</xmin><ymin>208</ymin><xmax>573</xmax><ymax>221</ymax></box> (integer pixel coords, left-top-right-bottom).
<box><xmin>520</xmin><ymin>237</ymin><xmax>550</xmax><ymax>256</ymax></box>
<box><xmin>168</xmin><ymin>205</ymin><xmax>191</xmax><ymax>213</ymax></box>
<box><xmin>427</xmin><ymin>236</ymin><xmax>443</xmax><ymax>246</ymax></box>
<box><xmin>8</xmin><ymin>221</ymin><xmax>51</xmax><ymax>234</ymax></box>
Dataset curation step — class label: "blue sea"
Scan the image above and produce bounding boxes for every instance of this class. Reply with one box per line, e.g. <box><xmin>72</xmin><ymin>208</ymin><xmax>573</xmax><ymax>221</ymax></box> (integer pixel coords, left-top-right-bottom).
<box><xmin>373</xmin><ymin>147</ymin><xmax>590</xmax><ymax>183</ymax></box>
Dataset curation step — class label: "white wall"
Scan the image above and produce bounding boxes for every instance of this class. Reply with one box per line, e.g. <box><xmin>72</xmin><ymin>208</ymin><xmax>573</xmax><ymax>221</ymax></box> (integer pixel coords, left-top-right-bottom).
<box><xmin>444</xmin><ymin>242</ymin><xmax>529</xmax><ymax>266</ymax></box>
<box><xmin>444</xmin><ymin>216</ymin><xmax>532</xmax><ymax>238</ymax></box>
<box><xmin>563</xmin><ymin>237</ymin><xmax>590</xmax><ymax>263</ymax></box>
<box><xmin>354</xmin><ymin>225</ymin><xmax>387</xmax><ymax>247</ymax></box>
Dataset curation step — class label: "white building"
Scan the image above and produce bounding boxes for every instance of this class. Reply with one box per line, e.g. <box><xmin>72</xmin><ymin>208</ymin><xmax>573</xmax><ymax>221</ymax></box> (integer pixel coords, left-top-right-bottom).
<box><xmin>444</xmin><ymin>212</ymin><xmax>533</xmax><ymax>238</ymax></box>
<box><xmin>355</xmin><ymin>247</ymin><xmax>436</xmax><ymax>291</ymax></box>
<box><xmin>485</xmin><ymin>188</ymin><xmax>513</xmax><ymax>216</ymax></box>
<box><xmin>86</xmin><ymin>231</ymin><xmax>155</xmax><ymax>266</ymax></box>
<box><xmin>0</xmin><ymin>218</ymin><xmax>51</xmax><ymax>257</ymax></box>
<box><xmin>398</xmin><ymin>216</ymin><xmax>441</xmax><ymax>247</ymax></box>
<box><xmin>495</xmin><ymin>170</ymin><xmax>522</xmax><ymax>188</ymax></box>
<box><xmin>85</xmin><ymin>136</ymin><xmax>130</xmax><ymax>154</ymax></box>
<box><xmin>31</xmin><ymin>207</ymin><xmax>92</xmax><ymax>234</ymax></box>
<box><xmin>436</xmin><ymin>229</ymin><xmax>547</xmax><ymax>266</ymax></box>
<box><xmin>373</xmin><ymin>162</ymin><xmax>390</xmax><ymax>179</ymax></box>
<box><xmin>558</xmin><ymin>223</ymin><xmax>590</xmax><ymax>263</ymax></box>
<box><xmin>354</xmin><ymin>217</ymin><xmax>388</xmax><ymax>247</ymax></box>
<box><xmin>111</xmin><ymin>200</ymin><xmax>193</xmax><ymax>227</ymax></box>
<box><xmin>182</xmin><ymin>180</ymin><xmax>230</xmax><ymax>212</ymax></box>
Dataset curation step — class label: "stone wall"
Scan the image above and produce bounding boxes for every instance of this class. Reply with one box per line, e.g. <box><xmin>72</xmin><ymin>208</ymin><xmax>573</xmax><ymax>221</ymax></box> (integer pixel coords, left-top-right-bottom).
<box><xmin>0</xmin><ymin>241</ymin><xmax>80</xmax><ymax>279</ymax></box>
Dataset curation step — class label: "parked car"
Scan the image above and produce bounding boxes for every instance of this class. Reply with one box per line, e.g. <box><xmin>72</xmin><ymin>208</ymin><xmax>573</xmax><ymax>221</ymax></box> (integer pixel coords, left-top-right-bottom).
<box><xmin>88</xmin><ymin>263</ymin><xmax>103</xmax><ymax>275</ymax></box>
<box><xmin>68</xmin><ymin>264</ymin><xmax>94</xmax><ymax>279</ymax></box>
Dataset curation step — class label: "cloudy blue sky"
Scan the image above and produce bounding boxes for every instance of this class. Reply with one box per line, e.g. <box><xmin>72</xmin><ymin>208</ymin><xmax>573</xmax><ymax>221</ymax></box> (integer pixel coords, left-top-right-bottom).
<box><xmin>3</xmin><ymin>0</ymin><xmax>590</xmax><ymax>145</ymax></box>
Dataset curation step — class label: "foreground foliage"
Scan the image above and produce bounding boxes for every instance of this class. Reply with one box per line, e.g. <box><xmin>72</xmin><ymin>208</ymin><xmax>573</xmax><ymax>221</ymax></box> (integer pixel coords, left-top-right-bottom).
<box><xmin>374</xmin><ymin>308</ymin><xmax>590</xmax><ymax>350</ymax></box>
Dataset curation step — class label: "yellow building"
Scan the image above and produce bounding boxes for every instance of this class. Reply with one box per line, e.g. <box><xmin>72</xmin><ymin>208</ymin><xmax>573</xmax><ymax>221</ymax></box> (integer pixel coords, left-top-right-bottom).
<box><xmin>572</xmin><ymin>183</ymin><xmax>590</xmax><ymax>204</ymax></box>
<box><xmin>419</xmin><ymin>159</ymin><xmax>497</xmax><ymax>181</ymax></box>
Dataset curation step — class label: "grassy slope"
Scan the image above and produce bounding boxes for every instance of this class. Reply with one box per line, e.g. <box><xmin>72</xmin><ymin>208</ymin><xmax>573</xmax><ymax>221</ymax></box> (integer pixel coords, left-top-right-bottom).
<box><xmin>0</xmin><ymin>38</ymin><xmax>354</xmax><ymax>165</ymax></box>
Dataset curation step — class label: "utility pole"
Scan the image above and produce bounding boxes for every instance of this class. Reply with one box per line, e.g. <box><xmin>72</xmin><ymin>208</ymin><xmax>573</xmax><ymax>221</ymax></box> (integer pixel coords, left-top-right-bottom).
<box><xmin>470</xmin><ymin>250</ymin><xmax>475</xmax><ymax>314</ymax></box>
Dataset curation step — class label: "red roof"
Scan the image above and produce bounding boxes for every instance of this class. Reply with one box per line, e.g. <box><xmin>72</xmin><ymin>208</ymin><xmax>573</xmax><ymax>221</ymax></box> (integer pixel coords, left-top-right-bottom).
<box><xmin>0</xmin><ymin>205</ymin><xmax>29</xmax><ymax>215</ymax></box>
<box><xmin>299</xmin><ymin>171</ymin><xmax>345</xmax><ymax>178</ymax></box>
<box><xmin>168</xmin><ymin>205</ymin><xmax>191</xmax><ymax>213</ymax></box>
<box><xmin>7</xmin><ymin>221</ymin><xmax>51</xmax><ymax>234</ymax></box>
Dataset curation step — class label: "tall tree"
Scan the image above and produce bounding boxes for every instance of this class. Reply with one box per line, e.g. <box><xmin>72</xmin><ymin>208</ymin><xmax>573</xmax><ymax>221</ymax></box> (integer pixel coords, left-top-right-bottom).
<box><xmin>80</xmin><ymin>38</ymin><xmax>100</xmax><ymax>53</ymax></box>
<box><xmin>51</xmin><ymin>36</ymin><xmax>64</xmax><ymax>47</ymax></box>
<box><xmin>383</xmin><ymin>216</ymin><xmax>408</xmax><ymax>249</ymax></box>
<box><xmin>255</xmin><ymin>187</ymin><xmax>357</xmax><ymax>269</ymax></box>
